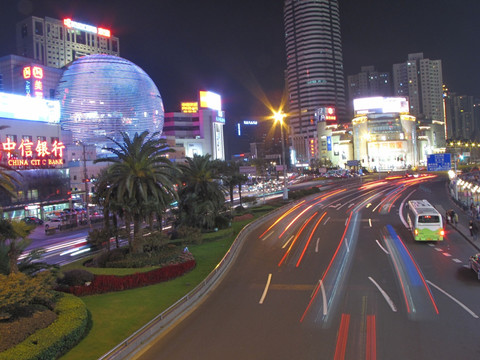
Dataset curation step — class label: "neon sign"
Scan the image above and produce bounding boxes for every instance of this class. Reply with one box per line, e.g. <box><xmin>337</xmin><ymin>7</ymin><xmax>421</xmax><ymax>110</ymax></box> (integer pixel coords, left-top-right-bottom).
<box><xmin>0</xmin><ymin>92</ymin><xmax>60</xmax><ymax>123</ymax></box>
<box><xmin>199</xmin><ymin>91</ymin><xmax>221</xmax><ymax>111</ymax></box>
<box><xmin>181</xmin><ymin>102</ymin><xmax>199</xmax><ymax>113</ymax></box>
<box><xmin>2</xmin><ymin>139</ymin><xmax>65</xmax><ymax>168</ymax></box>
<box><xmin>63</xmin><ymin>18</ymin><xmax>111</xmax><ymax>38</ymax></box>
<box><xmin>23</xmin><ymin>66</ymin><xmax>44</xmax><ymax>98</ymax></box>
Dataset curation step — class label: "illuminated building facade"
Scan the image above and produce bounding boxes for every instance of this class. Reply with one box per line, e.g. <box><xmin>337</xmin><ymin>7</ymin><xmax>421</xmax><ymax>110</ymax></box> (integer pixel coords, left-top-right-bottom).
<box><xmin>284</xmin><ymin>0</ymin><xmax>346</xmax><ymax>164</ymax></box>
<box><xmin>0</xmin><ymin>92</ymin><xmax>70</xmax><ymax>219</ymax></box>
<box><xmin>352</xmin><ymin>97</ymin><xmax>417</xmax><ymax>171</ymax></box>
<box><xmin>56</xmin><ymin>54</ymin><xmax>164</xmax><ymax>156</ymax></box>
<box><xmin>163</xmin><ymin>91</ymin><xmax>225</xmax><ymax>161</ymax></box>
<box><xmin>16</xmin><ymin>16</ymin><xmax>119</xmax><ymax>68</ymax></box>
<box><xmin>0</xmin><ymin>55</ymin><xmax>63</xmax><ymax>99</ymax></box>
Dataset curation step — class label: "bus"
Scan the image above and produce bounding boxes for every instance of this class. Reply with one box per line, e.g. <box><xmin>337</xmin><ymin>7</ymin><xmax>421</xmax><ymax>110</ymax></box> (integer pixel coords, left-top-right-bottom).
<box><xmin>406</xmin><ymin>199</ymin><xmax>444</xmax><ymax>241</ymax></box>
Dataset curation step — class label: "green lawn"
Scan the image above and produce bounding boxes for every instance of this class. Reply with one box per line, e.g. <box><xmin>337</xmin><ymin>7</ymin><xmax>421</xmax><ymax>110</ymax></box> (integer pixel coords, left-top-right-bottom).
<box><xmin>60</xmin><ymin>210</ymin><xmax>275</xmax><ymax>360</ymax></box>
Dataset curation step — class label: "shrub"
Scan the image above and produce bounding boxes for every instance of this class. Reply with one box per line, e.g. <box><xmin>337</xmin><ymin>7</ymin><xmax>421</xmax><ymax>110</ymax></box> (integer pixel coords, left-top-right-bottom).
<box><xmin>0</xmin><ymin>293</ymin><xmax>88</xmax><ymax>360</ymax></box>
<box><xmin>242</xmin><ymin>196</ymin><xmax>257</xmax><ymax>205</ymax></box>
<box><xmin>0</xmin><ymin>272</ymin><xmax>57</xmax><ymax>320</ymax></box>
<box><xmin>214</xmin><ymin>214</ymin><xmax>231</xmax><ymax>229</ymax></box>
<box><xmin>175</xmin><ymin>226</ymin><xmax>202</xmax><ymax>245</ymax></box>
<box><xmin>58</xmin><ymin>259</ymin><xmax>196</xmax><ymax>296</ymax></box>
<box><xmin>58</xmin><ymin>269</ymin><xmax>94</xmax><ymax>286</ymax></box>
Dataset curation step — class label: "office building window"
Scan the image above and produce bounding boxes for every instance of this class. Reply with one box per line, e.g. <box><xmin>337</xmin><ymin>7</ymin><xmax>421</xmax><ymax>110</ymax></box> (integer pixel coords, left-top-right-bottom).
<box><xmin>35</xmin><ymin>21</ymin><xmax>43</xmax><ymax>35</ymax></box>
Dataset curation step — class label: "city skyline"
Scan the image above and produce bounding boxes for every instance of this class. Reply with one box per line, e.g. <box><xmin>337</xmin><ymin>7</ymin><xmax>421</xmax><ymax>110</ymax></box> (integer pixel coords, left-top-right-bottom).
<box><xmin>0</xmin><ymin>0</ymin><xmax>479</xmax><ymax>155</ymax></box>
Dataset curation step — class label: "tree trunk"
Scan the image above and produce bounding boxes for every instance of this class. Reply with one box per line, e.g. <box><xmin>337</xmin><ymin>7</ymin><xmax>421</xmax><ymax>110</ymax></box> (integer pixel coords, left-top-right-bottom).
<box><xmin>238</xmin><ymin>183</ymin><xmax>243</xmax><ymax>206</ymax></box>
<box><xmin>104</xmin><ymin>208</ymin><xmax>111</xmax><ymax>252</ymax></box>
<box><xmin>113</xmin><ymin>214</ymin><xmax>119</xmax><ymax>248</ymax></box>
<box><xmin>8</xmin><ymin>242</ymin><xmax>19</xmax><ymax>274</ymax></box>
<box><xmin>125</xmin><ymin>212</ymin><xmax>132</xmax><ymax>249</ymax></box>
<box><xmin>132</xmin><ymin>215</ymin><xmax>143</xmax><ymax>253</ymax></box>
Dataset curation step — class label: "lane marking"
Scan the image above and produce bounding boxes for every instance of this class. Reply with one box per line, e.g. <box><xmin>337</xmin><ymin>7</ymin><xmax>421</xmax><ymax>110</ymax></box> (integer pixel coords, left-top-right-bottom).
<box><xmin>320</xmin><ymin>280</ymin><xmax>327</xmax><ymax>315</ymax></box>
<box><xmin>315</xmin><ymin>237</ymin><xmax>320</xmax><ymax>253</ymax></box>
<box><xmin>261</xmin><ymin>231</ymin><xmax>273</xmax><ymax>241</ymax></box>
<box><xmin>434</xmin><ymin>248</ymin><xmax>442</xmax><ymax>252</ymax></box>
<box><xmin>282</xmin><ymin>235</ymin><xmax>294</xmax><ymax>249</ymax></box>
<box><xmin>368</xmin><ymin>277</ymin><xmax>397</xmax><ymax>312</ymax></box>
<box><xmin>375</xmin><ymin>240</ymin><xmax>389</xmax><ymax>255</ymax></box>
<box><xmin>369</xmin><ymin>218</ymin><xmax>372</xmax><ymax>227</ymax></box>
<box><xmin>443</xmin><ymin>252</ymin><xmax>452</xmax><ymax>257</ymax></box>
<box><xmin>453</xmin><ymin>258</ymin><xmax>462</xmax><ymax>263</ymax></box>
<box><xmin>426</xmin><ymin>280</ymin><xmax>479</xmax><ymax>318</ymax></box>
<box><xmin>259</xmin><ymin>273</ymin><xmax>272</xmax><ymax>304</ymax></box>
<box><xmin>345</xmin><ymin>218</ymin><xmax>348</xmax><ymax>226</ymax></box>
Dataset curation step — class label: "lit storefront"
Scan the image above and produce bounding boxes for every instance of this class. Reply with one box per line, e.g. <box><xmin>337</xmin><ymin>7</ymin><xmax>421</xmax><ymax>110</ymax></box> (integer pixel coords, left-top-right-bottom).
<box><xmin>352</xmin><ymin>97</ymin><xmax>417</xmax><ymax>171</ymax></box>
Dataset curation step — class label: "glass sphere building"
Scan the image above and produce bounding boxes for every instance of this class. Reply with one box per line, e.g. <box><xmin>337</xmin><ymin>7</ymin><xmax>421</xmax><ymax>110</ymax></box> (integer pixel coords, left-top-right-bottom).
<box><xmin>56</xmin><ymin>54</ymin><xmax>164</xmax><ymax>155</ymax></box>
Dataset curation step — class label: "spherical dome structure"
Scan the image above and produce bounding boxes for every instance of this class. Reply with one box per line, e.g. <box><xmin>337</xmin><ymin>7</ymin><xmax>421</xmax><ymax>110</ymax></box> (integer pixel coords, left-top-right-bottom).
<box><xmin>56</xmin><ymin>54</ymin><xmax>164</xmax><ymax>155</ymax></box>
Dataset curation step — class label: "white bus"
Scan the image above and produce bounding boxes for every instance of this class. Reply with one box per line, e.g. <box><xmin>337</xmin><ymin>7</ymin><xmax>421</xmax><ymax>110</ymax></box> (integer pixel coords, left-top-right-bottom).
<box><xmin>406</xmin><ymin>199</ymin><xmax>444</xmax><ymax>241</ymax></box>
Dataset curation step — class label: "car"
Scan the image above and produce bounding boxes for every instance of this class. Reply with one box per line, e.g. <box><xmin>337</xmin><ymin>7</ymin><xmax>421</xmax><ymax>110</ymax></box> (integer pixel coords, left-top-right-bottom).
<box><xmin>22</xmin><ymin>216</ymin><xmax>43</xmax><ymax>225</ymax></box>
<box><xmin>469</xmin><ymin>253</ymin><xmax>480</xmax><ymax>280</ymax></box>
<box><xmin>44</xmin><ymin>218</ymin><xmax>63</xmax><ymax>233</ymax></box>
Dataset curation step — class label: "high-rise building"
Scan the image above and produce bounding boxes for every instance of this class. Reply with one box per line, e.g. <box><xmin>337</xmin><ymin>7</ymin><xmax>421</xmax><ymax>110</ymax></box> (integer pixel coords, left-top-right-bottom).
<box><xmin>347</xmin><ymin>66</ymin><xmax>391</xmax><ymax>117</ymax></box>
<box><xmin>445</xmin><ymin>93</ymin><xmax>475</xmax><ymax>140</ymax></box>
<box><xmin>393</xmin><ymin>53</ymin><xmax>444</xmax><ymax>123</ymax></box>
<box><xmin>16</xmin><ymin>16</ymin><xmax>119</xmax><ymax>69</ymax></box>
<box><xmin>284</xmin><ymin>0</ymin><xmax>346</xmax><ymax>164</ymax></box>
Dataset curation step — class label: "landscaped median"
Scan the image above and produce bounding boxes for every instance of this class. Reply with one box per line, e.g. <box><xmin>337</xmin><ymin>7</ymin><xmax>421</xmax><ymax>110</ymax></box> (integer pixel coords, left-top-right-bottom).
<box><xmin>59</xmin><ymin>204</ymin><xmax>282</xmax><ymax>360</ymax></box>
<box><xmin>0</xmin><ymin>294</ymin><xmax>88</xmax><ymax>360</ymax></box>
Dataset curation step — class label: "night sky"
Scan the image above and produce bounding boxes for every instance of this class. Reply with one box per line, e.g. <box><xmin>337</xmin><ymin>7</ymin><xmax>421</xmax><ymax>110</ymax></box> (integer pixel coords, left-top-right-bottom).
<box><xmin>1</xmin><ymin>0</ymin><xmax>479</xmax><ymax>155</ymax></box>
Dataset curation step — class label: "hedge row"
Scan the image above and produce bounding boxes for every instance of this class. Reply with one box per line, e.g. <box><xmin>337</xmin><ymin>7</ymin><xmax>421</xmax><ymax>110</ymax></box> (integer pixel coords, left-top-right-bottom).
<box><xmin>0</xmin><ymin>293</ymin><xmax>88</xmax><ymax>360</ymax></box>
<box><xmin>59</xmin><ymin>259</ymin><xmax>196</xmax><ymax>296</ymax></box>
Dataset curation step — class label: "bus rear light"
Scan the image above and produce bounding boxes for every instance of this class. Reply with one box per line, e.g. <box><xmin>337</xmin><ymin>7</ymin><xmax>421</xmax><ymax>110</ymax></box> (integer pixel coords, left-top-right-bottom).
<box><xmin>440</xmin><ymin>229</ymin><xmax>445</xmax><ymax>236</ymax></box>
<box><xmin>414</xmin><ymin>229</ymin><xmax>419</xmax><ymax>236</ymax></box>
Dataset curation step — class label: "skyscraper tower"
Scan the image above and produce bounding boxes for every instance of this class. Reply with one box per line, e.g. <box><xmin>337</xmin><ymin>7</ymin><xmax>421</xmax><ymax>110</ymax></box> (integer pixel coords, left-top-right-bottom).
<box><xmin>284</xmin><ymin>0</ymin><xmax>346</xmax><ymax>163</ymax></box>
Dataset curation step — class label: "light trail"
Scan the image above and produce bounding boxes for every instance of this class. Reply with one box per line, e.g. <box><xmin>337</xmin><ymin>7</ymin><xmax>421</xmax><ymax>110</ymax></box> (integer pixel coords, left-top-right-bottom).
<box><xmin>278</xmin><ymin>204</ymin><xmax>314</xmax><ymax>239</ymax></box>
<box><xmin>258</xmin><ymin>201</ymin><xmax>304</xmax><ymax>239</ymax></box>
<box><xmin>259</xmin><ymin>273</ymin><xmax>272</xmax><ymax>304</ymax></box>
<box><xmin>333</xmin><ymin>313</ymin><xmax>350</xmax><ymax>360</ymax></box>
<box><xmin>296</xmin><ymin>212</ymin><xmax>327</xmax><ymax>267</ymax></box>
<box><xmin>278</xmin><ymin>212</ymin><xmax>317</xmax><ymax>267</ymax></box>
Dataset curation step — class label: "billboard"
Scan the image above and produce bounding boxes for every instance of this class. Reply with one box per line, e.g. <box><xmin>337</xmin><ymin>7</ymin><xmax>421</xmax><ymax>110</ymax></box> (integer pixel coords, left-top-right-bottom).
<box><xmin>317</xmin><ymin>107</ymin><xmax>337</xmax><ymax>124</ymax></box>
<box><xmin>354</xmin><ymin>97</ymin><xmax>409</xmax><ymax>115</ymax></box>
<box><xmin>0</xmin><ymin>92</ymin><xmax>60</xmax><ymax>123</ymax></box>
<box><xmin>199</xmin><ymin>91</ymin><xmax>221</xmax><ymax>111</ymax></box>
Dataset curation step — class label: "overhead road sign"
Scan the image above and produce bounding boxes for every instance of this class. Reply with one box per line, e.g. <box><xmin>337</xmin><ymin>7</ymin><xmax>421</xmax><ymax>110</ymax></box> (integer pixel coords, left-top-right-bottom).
<box><xmin>427</xmin><ymin>153</ymin><xmax>451</xmax><ymax>171</ymax></box>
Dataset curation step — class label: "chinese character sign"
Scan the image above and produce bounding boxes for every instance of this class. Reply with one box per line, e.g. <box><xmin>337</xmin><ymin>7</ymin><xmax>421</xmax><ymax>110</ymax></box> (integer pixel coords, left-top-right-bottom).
<box><xmin>1</xmin><ymin>138</ymin><xmax>64</xmax><ymax>168</ymax></box>
<box><xmin>23</xmin><ymin>66</ymin><xmax>44</xmax><ymax>98</ymax></box>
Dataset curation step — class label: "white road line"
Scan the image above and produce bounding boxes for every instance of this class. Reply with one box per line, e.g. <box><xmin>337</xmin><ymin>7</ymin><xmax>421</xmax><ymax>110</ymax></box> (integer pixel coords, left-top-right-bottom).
<box><xmin>375</xmin><ymin>240</ymin><xmax>389</xmax><ymax>254</ymax></box>
<box><xmin>427</xmin><ymin>280</ymin><xmax>479</xmax><ymax>319</ymax></box>
<box><xmin>315</xmin><ymin>237</ymin><xmax>320</xmax><ymax>253</ymax></box>
<box><xmin>369</xmin><ymin>277</ymin><xmax>397</xmax><ymax>312</ymax></box>
<box><xmin>427</xmin><ymin>243</ymin><xmax>435</xmax><ymax>247</ymax></box>
<box><xmin>369</xmin><ymin>218</ymin><xmax>372</xmax><ymax>227</ymax></box>
<box><xmin>282</xmin><ymin>235</ymin><xmax>294</xmax><ymax>249</ymax></box>
<box><xmin>259</xmin><ymin>274</ymin><xmax>272</xmax><ymax>304</ymax></box>
<box><xmin>452</xmin><ymin>258</ymin><xmax>462</xmax><ymax>263</ymax></box>
<box><xmin>443</xmin><ymin>252</ymin><xmax>452</xmax><ymax>257</ymax></box>
<box><xmin>434</xmin><ymin>248</ymin><xmax>443</xmax><ymax>252</ymax></box>
<box><xmin>345</xmin><ymin>218</ymin><xmax>348</xmax><ymax>226</ymax></box>
<box><xmin>324</xmin><ymin>217</ymin><xmax>330</xmax><ymax>225</ymax></box>
<box><xmin>320</xmin><ymin>280</ymin><xmax>327</xmax><ymax>316</ymax></box>
<box><xmin>261</xmin><ymin>231</ymin><xmax>273</xmax><ymax>241</ymax></box>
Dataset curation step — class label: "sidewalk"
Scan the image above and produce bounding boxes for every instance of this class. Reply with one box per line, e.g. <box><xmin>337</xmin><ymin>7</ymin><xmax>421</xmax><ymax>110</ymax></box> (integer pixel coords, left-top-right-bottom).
<box><xmin>444</xmin><ymin>185</ymin><xmax>480</xmax><ymax>252</ymax></box>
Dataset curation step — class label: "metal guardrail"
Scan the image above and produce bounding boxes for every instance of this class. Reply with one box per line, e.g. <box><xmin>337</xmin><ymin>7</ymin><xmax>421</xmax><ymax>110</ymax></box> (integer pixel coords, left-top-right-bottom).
<box><xmin>98</xmin><ymin>206</ymin><xmax>286</xmax><ymax>360</ymax></box>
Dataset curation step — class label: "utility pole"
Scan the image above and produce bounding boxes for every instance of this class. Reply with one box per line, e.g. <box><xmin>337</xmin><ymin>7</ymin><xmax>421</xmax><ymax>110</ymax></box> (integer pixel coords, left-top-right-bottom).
<box><xmin>81</xmin><ymin>142</ymin><xmax>92</xmax><ymax>229</ymax></box>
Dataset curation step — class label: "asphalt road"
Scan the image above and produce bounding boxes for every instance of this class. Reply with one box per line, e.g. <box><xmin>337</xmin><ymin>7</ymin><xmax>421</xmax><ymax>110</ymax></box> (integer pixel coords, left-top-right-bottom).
<box><xmin>135</xmin><ymin>175</ymin><xmax>480</xmax><ymax>360</ymax></box>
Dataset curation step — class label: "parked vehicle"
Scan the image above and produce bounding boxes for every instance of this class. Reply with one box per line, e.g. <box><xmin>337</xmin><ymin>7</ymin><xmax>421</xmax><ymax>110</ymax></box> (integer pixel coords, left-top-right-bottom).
<box><xmin>44</xmin><ymin>218</ymin><xmax>63</xmax><ymax>233</ymax></box>
<box><xmin>469</xmin><ymin>253</ymin><xmax>480</xmax><ymax>280</ymax></box>
<box><xmin>22</xmin><ymin>216</ymin><xmax>43</xmax><ymax>225</ymax></box>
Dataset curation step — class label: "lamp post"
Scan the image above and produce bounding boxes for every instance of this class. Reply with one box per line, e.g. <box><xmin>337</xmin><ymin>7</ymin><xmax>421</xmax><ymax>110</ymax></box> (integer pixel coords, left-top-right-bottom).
<box><xmin>273</xmin><ymin>111</ymin><xmax>288</xmax><ymax>200</ymax></box>
<box><xmin>77</xmin><ymin>141</ymin><xmax>92</xmax><ymax>229</ymax></box>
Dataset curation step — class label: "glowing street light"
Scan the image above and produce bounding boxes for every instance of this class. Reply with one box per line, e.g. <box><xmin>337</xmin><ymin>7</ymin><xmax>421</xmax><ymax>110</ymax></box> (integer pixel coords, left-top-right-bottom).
<box><xmin>273</xmin><ymin>110</ymin><xmax>288</xmax><ymax>200</ymax></box>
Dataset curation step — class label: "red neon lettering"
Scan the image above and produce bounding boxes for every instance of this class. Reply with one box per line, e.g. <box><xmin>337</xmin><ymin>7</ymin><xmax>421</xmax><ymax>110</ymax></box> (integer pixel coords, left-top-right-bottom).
<box><xmin>51</xmin><ymin>140</ymin><xmax>65</xmax><ymax>158</ymax></box>
<box><xmin>18</xmin><ymin>139</ymin><xmax>34</xmax><ymax>157</ymax></box>
<box><xmin>2</xmin><ymin>138</ymin><xmax>16</xmax><ymax>152</ymax></box>
<box><xmin>34</xmin><ymin>80</ymin><xmax>43</xmax><ymax>91</ymax></box>
<box><xmin>32</xmin><ymin>67</ymin><xmax>43</xmax><ymax>79</ymax></box>
<box><xmin>35</xmin><ymin>141</ymin><xmax>50</xmax><ymax>157</ymax></box>
<box><xmin>98</xmin><ymin>27</ymin><xmax>111</xmax><ymax>37</ymax></box>
<box><xmin>63</xmin><ymin>18</ymin><xmax>72</xmax><ymax>28</ymax></box>
<box><xmin>23</xmin><ymin>66</ymin><xmax>31</xmax><ymax>79</ymax></box>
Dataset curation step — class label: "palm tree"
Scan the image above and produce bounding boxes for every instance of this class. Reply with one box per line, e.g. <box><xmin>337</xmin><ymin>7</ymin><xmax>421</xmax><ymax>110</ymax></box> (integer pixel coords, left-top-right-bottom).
<box><xmin>95</xmin><ymin>131</ymin><xmax>179</xmax><ymax>254</ymax></box>
<box><xmin>177</xmin><ymin>154</ymin><xmax>226</xmax><ymax>230</ymax></box>
<box><xmin>218</xmin><ymin>160</ymin><xmax>247</xmax><ymax>207</ymax></box>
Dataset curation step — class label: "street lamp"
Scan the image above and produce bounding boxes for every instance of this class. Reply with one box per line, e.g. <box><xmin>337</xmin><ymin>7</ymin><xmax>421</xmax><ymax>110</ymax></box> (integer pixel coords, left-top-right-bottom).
<box><xmin>76</xmin><ymin>141</ymin><xmax>92</xmax><ymax>229</ymax></box>
<box><xmin>273</xmin><ymin>111</ymin><xmax>288</xmax><ymax>200</ymax></box>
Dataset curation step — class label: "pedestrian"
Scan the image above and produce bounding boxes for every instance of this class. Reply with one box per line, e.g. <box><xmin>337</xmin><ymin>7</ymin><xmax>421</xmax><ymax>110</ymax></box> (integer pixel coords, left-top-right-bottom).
<box><xmin>473</xmin><ymin>221</ymin><xmax>479</xmax><ymax>241</ymax></box>
<box><xmin>445</xmin><ymin>211</ymin><xmax>450</xmax><ymax>224</ymax></box>
<box><xmin>453</xmin><ymin>212</ymin><xmax>458</xmax><ymax>225</ymax></box>
<box><xmin>469</xmin><ymin>220</ymin><xmax>474</xmax><ymax>236</ymax></box>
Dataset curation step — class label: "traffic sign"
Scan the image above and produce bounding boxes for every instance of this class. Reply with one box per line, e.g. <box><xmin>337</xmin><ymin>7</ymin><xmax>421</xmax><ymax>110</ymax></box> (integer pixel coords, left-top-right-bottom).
<box><xmin>427</xmin><ymin>153</ymin><xmax>451</xmax><ymax>171</ymax></box>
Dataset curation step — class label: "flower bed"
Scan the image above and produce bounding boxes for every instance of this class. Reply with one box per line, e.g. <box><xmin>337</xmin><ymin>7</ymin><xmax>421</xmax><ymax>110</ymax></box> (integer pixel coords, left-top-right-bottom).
<box><xmin>58</xmin><ymin>259</ymin><xmax>196</xmax><ymax>296</ymax></box>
